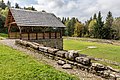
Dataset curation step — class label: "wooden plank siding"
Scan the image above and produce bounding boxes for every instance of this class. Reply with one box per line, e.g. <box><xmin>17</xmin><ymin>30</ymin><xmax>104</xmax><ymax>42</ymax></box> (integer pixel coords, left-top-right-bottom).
<box><xmin>21</xmin><ymin>33</ymin><xmax>28</xmax><ymax>40</ymax></box>
<box><xmin>9</xmin><ymin>32</ymin><xmax>20</xmax><ymax>39</ymax></box>
<box><xmin>30</xmin><ymin>33</ymin><xmax>36</xmax><ymax>40</ymax></box>
<box><xmin>9</xmin><ymin>32</ymin><xmax>61</xmax><ymax>40</ymax></box>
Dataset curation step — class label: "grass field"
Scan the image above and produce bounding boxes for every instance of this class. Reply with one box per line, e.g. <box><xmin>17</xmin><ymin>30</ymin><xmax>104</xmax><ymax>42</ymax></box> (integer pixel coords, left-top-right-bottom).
<box><xmin>0</xmin><ymin>44</ymin><xmax>78</xmax><ymax>80</ymax></box>
<box><xmin>64</xmin><ymin>39</ymin><xmax>120</xmax><ymax>63</ymax></box>
<box><xmin>0</xmin><ymin>33</ymin><xmax>8</xmax><ymax>38</ymax></box>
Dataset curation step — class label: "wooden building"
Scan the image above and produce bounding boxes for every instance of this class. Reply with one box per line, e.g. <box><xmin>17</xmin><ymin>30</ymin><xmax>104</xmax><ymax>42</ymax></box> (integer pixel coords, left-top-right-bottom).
<box><xmin>5</xmin><ymin>8</ymin><xmax>66</xmax><ymax>49</ymax></box>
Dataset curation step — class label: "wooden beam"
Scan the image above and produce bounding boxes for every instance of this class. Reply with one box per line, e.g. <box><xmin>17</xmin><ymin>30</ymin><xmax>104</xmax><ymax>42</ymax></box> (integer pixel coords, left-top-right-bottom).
<box><xmin>49</xmin><ymin>32</ymin><xmax>51</xmax><ymax>39</ymax></box>
<box><xmin>60</xmin><ymin>28</ymin><xmax>62</xmax><ymax>38</ymax></box>
<box><xmin>8</xmin><ymin>24</ymin><xmax>11</xmax><ymax>38</ymax></box>
<box><xmin>28</xmin><ymin>33</ymin><xmax>30</xmax><ymax>40</ymax></box>
<box><xmin>18</xmin><ymin>26</ymin><xmax>22</xmax><ymax>39</ymax></box>
<box><xmin>55</xmin><ymin>31</ymin><xmax>57</xmax><ymax>39</ymax></box>
<box><xmin>36</xmin><ymin>33</ymin><xmax>38</xmax><ymax>40</ymax></box>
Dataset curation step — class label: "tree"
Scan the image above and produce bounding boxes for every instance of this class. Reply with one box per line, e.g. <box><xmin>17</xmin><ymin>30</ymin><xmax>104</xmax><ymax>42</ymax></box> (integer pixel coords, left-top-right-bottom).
<box><xmin>0</xmin><ymin>0</ymin><xmax>7</xmax><ymax>9</ymax></box>
<box><xmin>2</xmin><ymin>0</ymin><xmax>4</xmax><ymax>3</ymax></box>
<box><xmin>93</xmin><ymin>13</ymin><xmax>97</xmax><ymax>19</ymax></box>
<box><xmin>63</xmin><ymin>17</ymin><xmax>70</xmax><ymax>36</ymax></box>
<box><xmin>102</xmin><ymin>11</ymin><xmax>114</xmax><ymax>39</ymax></box>
<box><xmin>88</xmin><ymin>19</ymin><xmax>97</xmax><ymax>37</ymax></box>
<box><xmin>15</xmin><ymin>3</ymin><xmax>20</xmax><ymax>8</ymax></box>
<box><xmin>74</xmin><ymin>21</ymin><xmax>84</xmax><ymax>37</ymax></box>
<box><xmin>24</xmin><ymin>6</ymin><xmax>37</xmax><ymax>11</ymax></box>
<box><xmin>1</xmin><ymin>7</ymin><xmax>9</xmax><ymax>17</ymax></box>
<box><xmin>0</xmin><ymin>8</ymin><xmax>6</xmax><ymax>28</ymax></box>
<box><xmin>62</xmin><ymin>17</ymin><xmax>65</xmax><ymax>24</ymax></box>
<box><xmin>7</xmin><ymin>0</ymin><xmax>11</xmax><ymax>8</ymax></box>
<box><xmin>112</xmin><ymin>17</ymin><xmax>120</xmax><ymax>39</ymax></box>
<box><xmin>62</xmin><ymin>17</ymin><xmax>67</xmax><ymax>24</ymax></box>
<box><xmin>94</xmin><ymin>11</ymin><xmax>104</xmax><ymax>38</ymax></box>
<box><xmin>65</xmin><ymin>17</ymin><xmax>76</xmax><ymax>36</ymax></box>
<box><xmin>83</xmin><ymin>17</ymin><xmax>92</xmax><ymax>37</ymax></box>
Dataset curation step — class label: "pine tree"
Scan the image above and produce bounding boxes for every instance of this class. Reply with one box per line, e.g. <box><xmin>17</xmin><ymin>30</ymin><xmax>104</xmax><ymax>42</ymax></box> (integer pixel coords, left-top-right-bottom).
<box><xmin>62</xmin><ymin>17</ymin><xmax>65</xmax><ymax>24</ymax></box>
<box><xmin>7</xmin><ymin>0</ymin><xmax>11</xmax><ymax>8</ymax></box>
<box><xmin>94</xmin><ymin>11</ymin><xmax>104</xmax><ymax>38</ymax></box>
<box><xmin>0</xmin><ymin>0</ymin><xmax>7</xmax><ymax>9</ymax></box>
<box><xmin>102</xmin><ymin>11</ymin><xmax>113</xmax><ymax>39</ymax></box>
<box><xmin>93</xmin><ymin>13</ymin><xmax>97</xmax><ymax>19</ymax></box>
<box><xmin>2</xmin><ymin>0</ymin><xmax>4</xmax><ymax>3</ymax></box>
<box><xmin>15</xmin><ymin>3</ymin><xmax>20</xmax><ymax>8</ymax></box>
<box><xmin>112</xmin><ymin>17</ymin><xmax>120</xmax><ymax>39</ymax></box>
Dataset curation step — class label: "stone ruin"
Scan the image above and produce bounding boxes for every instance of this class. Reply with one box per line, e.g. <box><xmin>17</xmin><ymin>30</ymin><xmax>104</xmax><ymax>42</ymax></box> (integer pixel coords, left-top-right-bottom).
<box><xmin>15</xmin><ymin>40</ymin><xmax>120</xmax><ymax>80</ymax></box>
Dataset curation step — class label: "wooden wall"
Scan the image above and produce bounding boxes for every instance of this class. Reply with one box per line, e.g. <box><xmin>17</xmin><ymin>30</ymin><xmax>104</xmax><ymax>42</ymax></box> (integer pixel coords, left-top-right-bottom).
<box><xmin>9</xmin><ymin>32</ymin><xmax>20</xmax><ymax>39</ymax></box>
<box><xmin>9</xmin><ymin>32</ymin><xmax>61</xmax><ymax>40</ymax></box>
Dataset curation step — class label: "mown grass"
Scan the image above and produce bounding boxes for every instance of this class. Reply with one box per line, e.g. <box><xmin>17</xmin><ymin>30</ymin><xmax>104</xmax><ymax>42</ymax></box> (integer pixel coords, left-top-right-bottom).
<box><xmin>64</xmin><ymin>39</ymin><xmax>120</xmax><ymax>63</ymax></box>
<box><xmin>0</xmin><ymin>33</ymin><xmax>8</xmax><ymax>38</ymax></box>
<box><xmin>0</xmin><ymin>44</ymin><xmax>78</xmax><ymax>80</ymax></box>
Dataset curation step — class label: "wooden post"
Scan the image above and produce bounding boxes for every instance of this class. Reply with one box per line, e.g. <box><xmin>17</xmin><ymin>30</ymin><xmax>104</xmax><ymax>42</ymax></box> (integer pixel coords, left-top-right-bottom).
<box><xmin>49</xmin><ymin>32</ymin><xmax>51</xmax><ymax>39</ymax></box>
<box><xmin>55</xmin><ymin>32</ymin><xmax>57</xmax><ymax>39</ymax></box>
<box><xmin>60</xmin><ymin>28</ymin><xmax>62</xmax><ymax>38</ymax></box>
<box><xmin>19</xmin><ymin>26</ymin><xmax>22</xmax><ymax>39</ymax></box>
<box><xmin>36</xmin><ymin>33</ymin><xmax>38</xmax><ymax>40</ymax></box>
<box><xmin>8</xmin><ymin>24</ymin><xmax>11</xmax><ymax>38</ymax></box>
<box><xmin>43</xmin><ymin>27</ymin><xmax>45</xmax><ymax>39</ymax></box>
<box><xmin>28</xmin><ymin>33</ymin><xmax>30</xmax><ymax>40</ymax></box>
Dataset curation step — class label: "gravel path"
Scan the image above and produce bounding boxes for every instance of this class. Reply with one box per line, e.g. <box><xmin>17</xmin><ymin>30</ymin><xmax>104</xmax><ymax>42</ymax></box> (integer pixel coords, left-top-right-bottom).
<box><xmin>0</xmin><ymin>39</ymin><xmax>105</xmax><ymax>80</ymax></box>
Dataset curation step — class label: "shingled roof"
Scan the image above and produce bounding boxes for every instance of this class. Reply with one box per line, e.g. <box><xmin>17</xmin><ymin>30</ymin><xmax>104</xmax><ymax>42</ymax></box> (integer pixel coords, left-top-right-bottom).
<box><xmin>10</xmin><ymin>8</ymin><xmax>66</xmax><ymax>28</ymax></box>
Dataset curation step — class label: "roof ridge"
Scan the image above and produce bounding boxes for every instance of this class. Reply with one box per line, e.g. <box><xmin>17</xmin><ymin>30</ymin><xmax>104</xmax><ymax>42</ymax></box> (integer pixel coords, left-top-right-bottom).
<box><xmin>10</xmin><ymin>8</ymin><xmax>52</xmax><ymax>14</ymax></box>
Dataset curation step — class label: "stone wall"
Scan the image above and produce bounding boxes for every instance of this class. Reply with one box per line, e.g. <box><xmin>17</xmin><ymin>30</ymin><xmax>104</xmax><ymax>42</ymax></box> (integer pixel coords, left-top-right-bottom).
<box><xmin>15</xmin><ymin>40</ymin><xmax>120</xmax><ymax>80</ymax></box>
<box><xmin>29</xmin><ymin>38</ymin><xmax>63</xmax><ymax>50</ymax></box>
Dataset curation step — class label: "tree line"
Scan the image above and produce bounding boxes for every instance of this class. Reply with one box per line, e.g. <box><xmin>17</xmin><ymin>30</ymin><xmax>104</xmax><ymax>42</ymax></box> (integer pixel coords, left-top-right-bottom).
<box><xmin>62</xmin><ymin>11</ymin><xmax>120</xmax><ymax>40</ymax></box>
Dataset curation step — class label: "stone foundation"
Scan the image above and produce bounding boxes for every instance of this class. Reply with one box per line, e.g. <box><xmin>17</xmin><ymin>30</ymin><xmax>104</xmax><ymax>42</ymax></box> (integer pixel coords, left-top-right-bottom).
<box><xmin>29</xmin><ymin>38</ymin><xmax>63</xmax><ymax>50</ymax></box>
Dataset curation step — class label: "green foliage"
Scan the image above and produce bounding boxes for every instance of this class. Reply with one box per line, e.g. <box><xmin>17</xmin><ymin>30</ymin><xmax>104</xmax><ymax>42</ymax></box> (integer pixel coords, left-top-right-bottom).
<box><xmin>7</xmin><ymin>0</ymin><xmax>11</xmax><ymax>8</ymax></box>
<box><xmin>15</xmin><ymin>3</ymin><xmax>20</xmax><ymax>8</ymax></box>
<box><xmin>94</xmin><ymin>11</ymin><xmax>104</xmax><ymax>38</ymax></box>
<box><xmin>65</xmin><ymin>17</ymin><xmax>76</xmax><ymax>36</ymax></box>
<box><xmin>24</xmin><ymin>6</ymin><xmax>37</xmax><ymax>11</ymax></box>
<box><xmin>0</xmin><ymin>44</ymin><xmax>78</xmax><ymax>80</ymax></box>
<box><xmin>1</xmin><ymin>7</ymin><xmax>9</xmax><ymax>17</ymax></box>
<box><xmin>62</xmin><ymin>17</ymin><xmax>66</xmax><ymax>24</ymax></box>
<box><xmin>88</xmin><ymin>19</ymin><xmax>97</xmax><ymax>37</ymax></box>
<box><xmin>0</xmin><ymin>33</ymin><xmax>7</xmax><ymax>38</ymax></box>
<box><xmin>83</xmin><ymin>20</ymin><xmax>91</xmax><ymax>37</ymax></box>
<box><xmin>93</xmin><ymin>13</ymin><xmax>97</xmax><ymax>19</ymax></box>
<box><xmin>0</xmin><ymin>0</ymin><xmax>7</xmax><ymax>9</ymax></box>
<box><xmin>74</xmin><ymin>21</ymin><xmax>84</xmax><ymax>37</ymax></box>
<box><xmin>102</xmin><ymin>11</ymin><xmax>114</xmax><ymax>39</ymax></box>
<box><xmin>112</xmin><ymin>17</ymin><xmax>120</xmax><ymax>39</ymax></box>
<box><xmin>0</xmin><ymin>7</ymin><xmax>8</xmax><ymax>30</ymax></box>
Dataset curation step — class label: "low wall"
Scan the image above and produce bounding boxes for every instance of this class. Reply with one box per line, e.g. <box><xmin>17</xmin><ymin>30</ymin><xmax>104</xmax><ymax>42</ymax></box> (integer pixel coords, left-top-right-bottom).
<box><xmin>15</xmin><ymin>40</ymin><xmax>120</xmax><ymax>80</ymax></box>
<box><xmin>29</xmin><ymin>38</ymin><xmax>63</xmax><ymax>50</ymax></box>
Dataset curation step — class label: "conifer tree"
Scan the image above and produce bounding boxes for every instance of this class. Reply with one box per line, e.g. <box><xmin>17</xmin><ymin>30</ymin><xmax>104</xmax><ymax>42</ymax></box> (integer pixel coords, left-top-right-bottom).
<box><xmin>103</xmin><ymin>11</ymin><xmax>113</xmax><ymax>39</ymax></box>
<box><xmin>94</xmin><ymin>11</ymin><xmax>104</xmax><ymax>38</ymax></box>
<box><xmin>15</xmin><ymin>3</ymin><xmax>20</xmax><ymax>8</ymax></box>
<box><xmin>7</xmin><ymin>0</ymin><xmax>11</xmax><ymax>8</ymax></box>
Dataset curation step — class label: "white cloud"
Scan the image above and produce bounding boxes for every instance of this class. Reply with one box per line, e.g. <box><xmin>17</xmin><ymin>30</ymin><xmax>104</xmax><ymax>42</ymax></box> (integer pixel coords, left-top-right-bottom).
<box><xmin>4</xmin><ymin>0</ymin><xmax>120</xmax><ymax>22</ymax></box>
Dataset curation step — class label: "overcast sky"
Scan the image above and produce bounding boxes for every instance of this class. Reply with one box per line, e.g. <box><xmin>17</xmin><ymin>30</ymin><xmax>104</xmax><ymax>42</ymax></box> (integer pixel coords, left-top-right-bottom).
<box><xmin>4</xmin><ymin>0</ymin><xmax>120</xmax><ymax>22</ymax></box>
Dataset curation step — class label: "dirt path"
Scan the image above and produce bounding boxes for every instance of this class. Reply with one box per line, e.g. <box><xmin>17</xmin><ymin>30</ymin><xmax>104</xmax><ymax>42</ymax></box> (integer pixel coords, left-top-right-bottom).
<box><xmin>0</xmin><ymin>39</ymin><xmax>105</xmax><ymax>80</ymax></box>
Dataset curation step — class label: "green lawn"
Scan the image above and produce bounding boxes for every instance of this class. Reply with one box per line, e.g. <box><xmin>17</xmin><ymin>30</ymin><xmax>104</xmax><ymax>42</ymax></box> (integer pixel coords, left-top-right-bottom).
<box><xmin>0</xmin><ymin>33</ymin><xmax>8</xmax><ymax>38</ymax></box>
<box><xmin>0</xmin><ymin>44</ymin><xmax>78</xmax><ymax>80</ymax></box>
<box><xmin>64</xmin><ymin>39</ymin><xmax>120</xmax><ymax>63</ymax></box>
